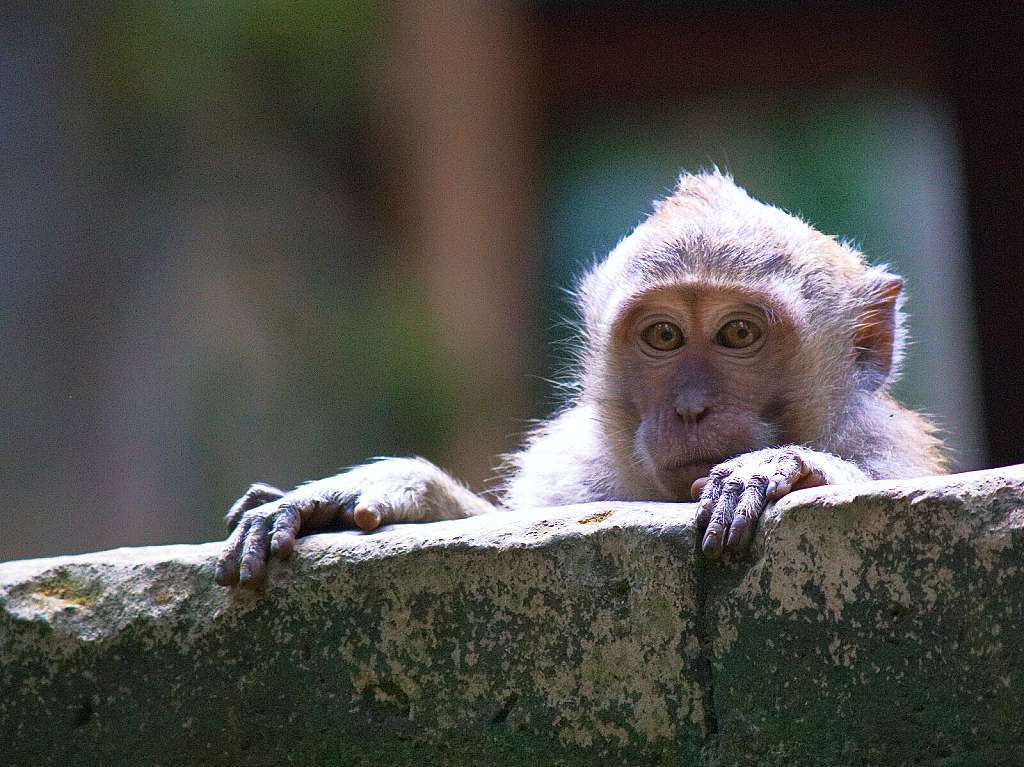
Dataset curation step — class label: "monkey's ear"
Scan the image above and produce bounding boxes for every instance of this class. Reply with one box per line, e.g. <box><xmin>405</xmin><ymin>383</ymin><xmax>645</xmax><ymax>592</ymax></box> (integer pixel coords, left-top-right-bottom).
<box><xmin>854</xmin><ymin>275</ymin><xmax>903</xmax><ymax>387</ymax></box>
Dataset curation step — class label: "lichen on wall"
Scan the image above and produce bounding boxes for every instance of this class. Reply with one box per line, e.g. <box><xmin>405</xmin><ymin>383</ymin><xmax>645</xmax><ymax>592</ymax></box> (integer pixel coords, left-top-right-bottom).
<box><xmin>2</xmin><ymin>467</ymin><xmax>1023</xmax><ymax>766</ymax></box>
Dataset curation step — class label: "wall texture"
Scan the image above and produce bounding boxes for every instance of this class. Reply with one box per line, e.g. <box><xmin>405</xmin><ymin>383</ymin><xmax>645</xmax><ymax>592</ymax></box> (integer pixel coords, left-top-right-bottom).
<box><xmin>2</xmin><ymin>466</ymin><xmax>1023</xmax><ymax>766</ymax></box>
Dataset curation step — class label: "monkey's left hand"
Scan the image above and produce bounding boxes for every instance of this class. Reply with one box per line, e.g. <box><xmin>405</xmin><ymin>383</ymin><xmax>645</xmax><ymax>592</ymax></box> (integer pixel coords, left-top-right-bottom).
<box><xmin>692</xmin><ymin>447</ymin><xmax>867</xmax><ymax>559</ymax></box>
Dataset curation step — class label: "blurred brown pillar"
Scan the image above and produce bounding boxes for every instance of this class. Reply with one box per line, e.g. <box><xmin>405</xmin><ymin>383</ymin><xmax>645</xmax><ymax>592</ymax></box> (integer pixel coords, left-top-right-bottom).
<box><xmin>386</xmin><ymin>1</ymin><xmax>539</xmax><ymax>488</ymax></box>
<box><xmin>941</xmin><ymin>5</ymin><xmax>1024</xmax><ymax>468</ymax></box>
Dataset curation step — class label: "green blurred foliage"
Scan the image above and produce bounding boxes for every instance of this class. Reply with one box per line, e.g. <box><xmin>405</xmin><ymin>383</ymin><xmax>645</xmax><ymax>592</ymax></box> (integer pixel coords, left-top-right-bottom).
<box><xmin>94</xmin><ymin>0</ymin><xmax>381</xmax><ymax>125</ymax></box>
<box><xmin>188</xmin><ymin>273</ymin><xmax>460</xmax><ymax>534</ymax></box>
<box><xmin>2</xmin><ymin>1</ymin><xmax>470</xmax><ymax>554</ymax></box>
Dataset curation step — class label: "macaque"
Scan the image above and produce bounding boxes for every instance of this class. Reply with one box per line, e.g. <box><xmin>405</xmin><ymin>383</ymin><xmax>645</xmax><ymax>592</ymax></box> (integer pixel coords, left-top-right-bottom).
<box><xmin>215</xmin><ymin>171</ymin><xmax>946</xmax><ymax>587</ymax></box>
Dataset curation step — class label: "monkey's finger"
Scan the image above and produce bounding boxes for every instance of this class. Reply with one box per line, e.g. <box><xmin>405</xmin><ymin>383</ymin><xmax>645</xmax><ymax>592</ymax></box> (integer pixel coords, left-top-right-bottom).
<box><xmin>225</xmin><ymin>484</ymin><xmax>285</xmax><ymax>530</ymax></box>
<box><xmin>238</xmin><ymin>516</ymin><xmax>271</xmax><ymax>589</ymax></box>
<box><xmin>338</xmin><ymin>504</ymin><xmax>356</xmax><ymax>528</ymax></box>
<box><xmin>724</xmin><ymin>513</ymin><xmax>753</xmax><ymax>554</ymax></box>
<box><xmin>702</xmin><ymin>513</ymin><xmax>728</xmax><ymax>558</ymax></box>
<box><xmin>695</xmin><ymin>485</ymin><xmax>719</xmax><ymax>531</ymax></box>
<box><xmin>215</xmin><ymin>516</ymin><xmax>252</xmax><ymax>586</ymax></box>
<box><xmin>703</xmin><ymin>480</ymin><xmax>742</xmax><ymax>559</ymax></box>
<box><xmin>791</xmin><ymin>467</ymin><xmax>827</xmax><ymax>491</ymax></box>
<box><xmin>695</xmin><ymin>470</ymin><xmax>727</xmax><ymax>530</ymax></box>
<box><xmin>690</xmin><ymin>476</ymin><xmax>709</xmax><ymax>500</ymax></box>
<box><xmin>725</xmin><ymin>477</ymin><xmax>768</xmax><ymax>553</ymax></box>
<box><xmin>225</xmin><ymin>483</ymin><xmax>285</xmax><ymax>531</ymax></box>
<box><xmin>269</xmin><ymin>503</ymin><xmax>301</xmax><ymax>560</ymax></box>
<box><xmin>765</xmin><ymin>452</ymin><xmax>806</xmax><ymax>499</ymax></box>
<box><xmin>353</xmin><ymin>500</ymin><xmax>386</xmax><ymax>532</ymax></box>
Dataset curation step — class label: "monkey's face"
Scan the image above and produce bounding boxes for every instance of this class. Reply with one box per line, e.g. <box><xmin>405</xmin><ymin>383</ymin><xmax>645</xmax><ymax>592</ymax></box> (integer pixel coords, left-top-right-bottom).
<box><xmin>605</xmin><ymin>284</ymin><xmax>804</xmax><ymax>499</ymax></box>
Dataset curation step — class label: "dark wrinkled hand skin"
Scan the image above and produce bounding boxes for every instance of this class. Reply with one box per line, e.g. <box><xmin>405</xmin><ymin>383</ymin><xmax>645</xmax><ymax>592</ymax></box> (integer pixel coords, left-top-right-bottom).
<box><xmin>214</xmin><ymin>481</ymin><xmax>355</xmax><ymax>590</ymax></box>
<box><xmin>214</xmin><ymin>459</ymin><xmax>455</xmax><ymax>589</ymax></box>
<box><xmin>216</xmin><ymin>482</ymin><xmax>289</xmax><ymax>589</ymax></box>
<box><xmin>691</xmin><ymin>447</ymin><xmax>829</xmax><ymax>559</ymax></box>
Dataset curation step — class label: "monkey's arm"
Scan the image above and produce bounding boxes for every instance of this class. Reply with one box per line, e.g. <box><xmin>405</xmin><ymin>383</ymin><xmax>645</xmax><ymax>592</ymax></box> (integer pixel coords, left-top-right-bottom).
<box><xmin>215</xmin><ymin>457</ymin><xmax>496</xmax><ymax>588</ymax></box>
<box><xmin>694</xmin><ymin>447</ymin><xmax>868</xmax><ymax>559</ymax></box>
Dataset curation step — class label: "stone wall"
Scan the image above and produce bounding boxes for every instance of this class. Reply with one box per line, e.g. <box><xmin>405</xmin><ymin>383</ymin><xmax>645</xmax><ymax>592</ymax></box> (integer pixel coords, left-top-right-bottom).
<box><xmin>2</xmin><ymin>466</ymin><xmax>1023</xmax><ymax>766</ymax></box>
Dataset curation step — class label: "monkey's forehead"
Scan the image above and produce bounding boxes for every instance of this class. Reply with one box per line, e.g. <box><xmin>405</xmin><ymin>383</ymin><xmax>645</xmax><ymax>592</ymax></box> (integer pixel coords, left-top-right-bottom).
<box><xmin>605</xmin><ymin>224</ymin><xmax>868</xmax><ymax>294</ymax></box>
<box><xmin>602</xmin><ymin>280</ymin><xmax>802</xmax><ymax>339</ymax></box>
<box><xmin>573</xmin><ymin>173</ymin><xmax>895</xmax><ymax>338</ymax></box>
<box><xmin>648</xmin><ymin>172</ymin><xmax>869</xmax><ymax>284</ymax></box>
<box><xmin>580</xmin><ymin>230</ymin><xmax>872</xmax><ymax>339</ymax></box>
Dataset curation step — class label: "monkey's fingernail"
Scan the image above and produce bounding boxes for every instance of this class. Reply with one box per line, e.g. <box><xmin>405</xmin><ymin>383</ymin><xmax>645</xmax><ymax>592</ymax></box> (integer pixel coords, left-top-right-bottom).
<box><xmin>238</xmin><ymin>563</ymin><xmax>256</xmax><ymax>585</ymax></box>
<box><xmin>702</xmin><ymin>526</ymin><xmax>724</xmax><ymax>558</ymax></box>
<box><xmin>214</xmin><ymin>560</ymin><xmax>238</xmax><ymax>586</ymax></box>
<box><xmin>270</xmin><ymin>535</ymin><xmax>294</xmax><ymax>560</ymax></box>
<box><xmin>726</xmin><ymin>523</ymin><xmax>747</xmax><ymax>550</ymax></box>
<box><xmin>353</xmin><ymin>504</ymin><xmax>382</xmax><ymax>531</ymax></box>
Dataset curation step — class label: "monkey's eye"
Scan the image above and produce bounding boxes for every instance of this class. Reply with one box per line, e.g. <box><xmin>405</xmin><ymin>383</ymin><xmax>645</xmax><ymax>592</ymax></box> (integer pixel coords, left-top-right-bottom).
<box><xmin>641</xmin><ymin>321</ymin><xmax>685</xmax><ymax>351</ymax></box>
<box><xmin>715</xmin><ymin>319</ymin><xmax>762</xmax><ymax>349</ymax></box>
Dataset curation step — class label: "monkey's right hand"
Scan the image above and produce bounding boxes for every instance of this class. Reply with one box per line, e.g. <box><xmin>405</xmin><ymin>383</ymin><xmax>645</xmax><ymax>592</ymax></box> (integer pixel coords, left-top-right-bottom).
<box><xmin>214</xmin><ymin>457</ymin><xmax>494</xmax><ymax>588</ymax></box>
<box><xmin>691</xmin><ymin>446</ymin><xmax>867</xmax><ymax>560</ymax></box>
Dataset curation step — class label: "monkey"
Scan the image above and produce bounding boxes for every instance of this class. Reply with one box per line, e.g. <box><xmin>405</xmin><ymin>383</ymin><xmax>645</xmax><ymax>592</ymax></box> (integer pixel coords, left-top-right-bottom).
<box><xmin>215</xmin><ymin>170</ymin><xmax>947</xmax><ymax>588</ymax></box>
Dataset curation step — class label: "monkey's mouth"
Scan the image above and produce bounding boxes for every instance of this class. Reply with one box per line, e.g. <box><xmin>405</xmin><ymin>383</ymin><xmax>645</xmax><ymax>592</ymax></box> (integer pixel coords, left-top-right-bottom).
<box><xmin>661</xmin><ymin>453</ymin><xmax>732</xmax><ymax>474</ymax></box>
<box><xmin>663</xmin><ymin>460</ymin><xmax>712</xmax><ymax>475</ymax></box>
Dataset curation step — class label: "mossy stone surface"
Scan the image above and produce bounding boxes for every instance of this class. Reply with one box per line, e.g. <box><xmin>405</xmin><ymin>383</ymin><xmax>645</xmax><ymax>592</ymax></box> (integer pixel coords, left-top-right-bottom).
<box><xmin>0</xmin><ymin>504</ymin><xmax>706</xmax><ymax>766</ymax></box>
<box><xmin>2</xmin><ymin>466</ymin><xmax>1023</xmax><ymax>766</ymax></box>
<box><xmin>710</xmin><ymin>469</ymin><xmax>1024</xmax><ymax>767</ymax></box>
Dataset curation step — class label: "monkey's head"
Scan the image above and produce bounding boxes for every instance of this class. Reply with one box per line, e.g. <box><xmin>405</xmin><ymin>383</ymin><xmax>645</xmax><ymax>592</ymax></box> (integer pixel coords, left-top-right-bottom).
<box><xmin>575</xmin><ymin>170</ymin><xmax>906</xmax><ymax>499</ymax></box>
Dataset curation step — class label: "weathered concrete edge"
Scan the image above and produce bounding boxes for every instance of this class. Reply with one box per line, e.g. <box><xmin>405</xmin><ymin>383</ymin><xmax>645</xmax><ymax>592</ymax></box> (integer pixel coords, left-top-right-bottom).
<box><xmin>5</xmin><ymin>465</ymin><xmax>1021</xmax><ymax>583</ymax></box>
<box><xmin>2</xmin><ymin>465</ymin><xmax>1021</xmax><ymax>646</ymax></box>
<box><xmin>0</xmin><ymin>500</ymin><xmax>699</xmax><ymax>586</ymax></box>
<box><xmin>770</xmin><ymin>463</ymin><xmax>1024</xmax><ymax>517</ymax></box>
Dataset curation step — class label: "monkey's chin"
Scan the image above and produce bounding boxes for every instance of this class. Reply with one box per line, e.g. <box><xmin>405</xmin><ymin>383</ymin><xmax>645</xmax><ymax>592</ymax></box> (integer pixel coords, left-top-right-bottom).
<box><xmin>654</xmin><ymin>462</ymin><xmax>714</xmax><ymax>501</ymax></box>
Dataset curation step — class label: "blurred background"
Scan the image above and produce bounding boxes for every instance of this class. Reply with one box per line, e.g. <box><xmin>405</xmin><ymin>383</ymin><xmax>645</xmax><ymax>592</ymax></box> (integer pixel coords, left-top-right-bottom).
<box><xmin>3</xmin><ymin>1</ymin><xmax>1023</xmax><ymax>560</ymax></box>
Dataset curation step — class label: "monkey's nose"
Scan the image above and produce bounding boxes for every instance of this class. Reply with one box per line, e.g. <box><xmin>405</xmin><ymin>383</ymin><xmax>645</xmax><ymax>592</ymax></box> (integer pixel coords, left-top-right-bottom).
<box><xmin>675</xmin><ymin>404</ymin><xmax>709</xmax><ymax>423</ymax></box>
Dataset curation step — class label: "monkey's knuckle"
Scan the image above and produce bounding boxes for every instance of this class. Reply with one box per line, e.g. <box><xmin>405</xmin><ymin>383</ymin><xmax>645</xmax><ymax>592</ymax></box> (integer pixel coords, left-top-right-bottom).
<box><xmin>709</xmin><ymin>465</ymin><xmax>732</xmax><ymax>480</ymax></box>
<box><xmin>774</xmin><ymin>449</ymin><xmax>802</xmax><ymax>467</ymax></box>
<box><xmin>723</xmin><ymin>477</ymin><xmax>745</xmax><ymax>494</ymax></box>
<box><xmin>241</xmin><ymin>509</ymin><xmax>268</xmax><ymax>527</ymax></box>
<box><xmin>739</xmin><ymin>499</ymin><xmax>765</xmax><ymax>519</ymax></box>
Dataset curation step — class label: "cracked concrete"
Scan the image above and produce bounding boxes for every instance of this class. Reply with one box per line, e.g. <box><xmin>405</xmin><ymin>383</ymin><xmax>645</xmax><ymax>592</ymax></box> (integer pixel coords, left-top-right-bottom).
<box><xmin>2</xmin><ymin>466</ymin><xmax>1024</xmax><ymax>766</ymax></box>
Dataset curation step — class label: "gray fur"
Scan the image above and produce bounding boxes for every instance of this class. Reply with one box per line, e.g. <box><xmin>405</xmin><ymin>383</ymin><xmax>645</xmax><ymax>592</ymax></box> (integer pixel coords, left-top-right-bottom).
<box><xmin>502</xmin><ymin>170</ymin><xmax>945</xmax><ymax>508</ymax></box>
